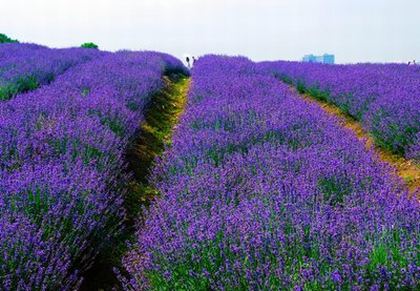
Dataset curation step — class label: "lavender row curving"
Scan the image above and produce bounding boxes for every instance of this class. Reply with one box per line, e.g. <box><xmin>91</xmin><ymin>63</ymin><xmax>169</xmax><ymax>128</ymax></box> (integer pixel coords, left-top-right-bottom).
<box><xmin>122</xmin><ymin>56</ymin><xmax>420</xmax><ymax>290</ymax></box>
<box><xmin>0</xmin><ymin>42</ymin><xmax>105</xmax><ymax>100</ymax></box>
<box><xmin>0</xmin><ymin>50</ymin><xmax>187</xmax><ymax>289</ymax></box>
<box><xmin>258</xmin><ymin>61</ymin><xmax>420</xmax><ymax>160</ymax></box>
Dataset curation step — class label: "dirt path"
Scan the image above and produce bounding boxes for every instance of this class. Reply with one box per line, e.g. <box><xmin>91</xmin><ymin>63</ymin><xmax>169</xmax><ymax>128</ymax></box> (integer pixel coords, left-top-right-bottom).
<box><xmin>80</xmin><ymin>75</ymin><xmax>191</xmax><ymax>290</ymax></box>
<box><xmin>125</xmin><ymin>75</ymin><xmax>190</xmax><ymax>218</ymax></box>
<box><xmin>288</xmin><ymin>86</ymin><xmax>419</xmax><ymax>196</ymax></box>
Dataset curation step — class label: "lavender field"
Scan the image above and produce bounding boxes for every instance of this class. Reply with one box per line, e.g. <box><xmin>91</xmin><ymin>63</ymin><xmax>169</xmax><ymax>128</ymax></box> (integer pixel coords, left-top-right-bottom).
<box><xmin>259</xmin><ymin>61</ymin><xmax>420</xmax><ymax>160</ymax></box>
<box><xmin>121</xmin><ymin>56</ymin><xmax>420</xmax><ymax>290</ymax></box>
<box><xmin>0</xmin><ymin>43</ymin><xmax>105</xmax><ymax>100</ymax></box>
<box><xmin>0</xmin><ymin>43</ymin><xmax>419</xmax><ymax>290</ymax></box>
<box><xmin>0</xmin><ymin>44</ymin><xmax>188</xmax><ymax>289</ymax></box>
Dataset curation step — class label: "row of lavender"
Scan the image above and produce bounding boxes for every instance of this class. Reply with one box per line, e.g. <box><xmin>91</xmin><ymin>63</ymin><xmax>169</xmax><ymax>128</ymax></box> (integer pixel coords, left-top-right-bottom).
<box><xmin>122</xmin><ymin>56</ymin><xmax>419</xmax><ymax>290</ymax></box>
<box><xmin>0</xmin><ymin>50</ymin><xmax>187</xmax><ymax>289</ymax></box>
<box><xmin>0</xmin><ymin>43</ymin><xmax>104</xmax><ymax>100</ymax></box>
<box><xmin>258</xmin><ymin>61</ymin><xmax>420</xmax><ymax>160</ymax></box>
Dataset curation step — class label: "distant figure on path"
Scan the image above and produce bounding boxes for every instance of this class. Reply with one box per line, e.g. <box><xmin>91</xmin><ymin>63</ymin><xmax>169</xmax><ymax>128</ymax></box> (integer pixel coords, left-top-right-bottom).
<box><xmin>186</xmin><ymin>56</ymin><xmax>191</xmax><ymax>68</ymax></box>
<box><xmin>192</xmin><ymin>56</ymin><xmax>197</xmax><ymax>66</ymax></box>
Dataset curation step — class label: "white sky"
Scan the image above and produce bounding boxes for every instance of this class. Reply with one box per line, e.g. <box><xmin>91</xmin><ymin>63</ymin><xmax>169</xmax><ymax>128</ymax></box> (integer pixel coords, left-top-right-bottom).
<box><xmin>1</xmin><ymin>0</ymin><xmax>419</xmax><ymax>63</ymax></box>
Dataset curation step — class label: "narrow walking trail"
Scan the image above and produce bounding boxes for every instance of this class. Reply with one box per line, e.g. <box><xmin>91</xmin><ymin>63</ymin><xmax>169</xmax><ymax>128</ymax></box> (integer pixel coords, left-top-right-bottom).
<box><xmin>80</xmin><ymin>74</ymin><xmax>191</xmax><ymax>290</ymax></box>
<box><xmin>287</xmin><ymin>85</ymin><xmax>419</xmax><ymax>195</ymax></box>
<box><xmin>126</xmin><ymin>75</ymin><xmax>190</xmax><ymax>216</ymax></box>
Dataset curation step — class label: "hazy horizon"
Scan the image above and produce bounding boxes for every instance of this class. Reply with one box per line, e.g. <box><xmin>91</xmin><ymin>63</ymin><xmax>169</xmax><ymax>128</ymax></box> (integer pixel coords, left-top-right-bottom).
<box><xmin>2</xmin><ymin>0</ymin><xmax>419</xmax><ymax>64</ymax></box>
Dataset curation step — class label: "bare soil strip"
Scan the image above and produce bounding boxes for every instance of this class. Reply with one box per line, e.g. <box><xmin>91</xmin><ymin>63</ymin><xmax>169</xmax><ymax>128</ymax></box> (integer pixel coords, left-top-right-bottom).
<box><xmin>81</xmin><ymin>75</ymin><xmax>191</xmax><ymax>290</ymax></box>
<box><xmin>288</xmin><ymin>86</ymin><xmax>419</xmax><ymax>196</ymax></box>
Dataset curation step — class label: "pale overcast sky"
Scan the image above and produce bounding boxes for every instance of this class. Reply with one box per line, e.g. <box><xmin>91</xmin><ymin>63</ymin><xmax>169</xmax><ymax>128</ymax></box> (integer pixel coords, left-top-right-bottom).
<box><xmin>1</xmin><ymin>0</ymin><xmax>419</xmax><ymax>63</ymax></box>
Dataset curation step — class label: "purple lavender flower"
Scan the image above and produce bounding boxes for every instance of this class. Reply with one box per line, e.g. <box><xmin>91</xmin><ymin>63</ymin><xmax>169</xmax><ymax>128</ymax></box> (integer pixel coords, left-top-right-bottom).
<box><xmin>0</xmin><ymin>49</ymin><xmax>187</xmax><ymax>289</ymax></box>
<box><xmin>258</xmin><ymin>61</ymin><xmax>420</xmax><ymax>160</ymax></box>
<box><xmin>122</xmin><ymin>56</ymin><xmax>420</xmax><ymax>290</ymax></box>
<box><xmin>0</xmin><ymin>43</ymin><xmax>106</xmax><ymax>100</ymax></box>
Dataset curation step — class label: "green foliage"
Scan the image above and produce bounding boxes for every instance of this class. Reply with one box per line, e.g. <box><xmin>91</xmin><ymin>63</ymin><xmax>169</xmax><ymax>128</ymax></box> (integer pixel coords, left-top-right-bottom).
<box><xmin>307</xmin><ymin>86</ymin><xmax>330</xmax><ymax>103</ymax></box>
<box><xmin>370</xmin><ymin>110</ymin><xmax>417</xmax><ymax>156</ymax></box>
<box><xmin>277</xmin><ymin>74</ymin><xmax>293</xmax><ymax>85</ymax></box>
<box><xmin>101</xmin><ymin>116</ymin><xmax>126</xmax><ymax>137</ymax></box>
<box><xmin>318</xmin><ymin>175</ymin><xmax>353</xmax><ymax>206</ymax></box>
<box><xmin>146</xmin><ymin>233</ymin><xmax>224</xmax><ymax>291</ymax></box>
<box><xmin>364</xmin><ymin>230</ymin><xmax>418</xmax><ymax>289</ymax></box>
<box><xmin>0</xmin><ymin>33</ymin><xmax>18</xmax><ymax>43</ymax></box>
<box><xmin>296</xmin><ymin>80</ymin><xmax>307</xmax><ymax>94</ymax></box>
<box><xmin>0</xmin><ymin>75</ymin><xmax>39</xmax><ymax>101</ymax></box>
<box><xmin>81</xmin><ymin>42</ymin><xmax>99</xmax><ymax>49</ymax></box>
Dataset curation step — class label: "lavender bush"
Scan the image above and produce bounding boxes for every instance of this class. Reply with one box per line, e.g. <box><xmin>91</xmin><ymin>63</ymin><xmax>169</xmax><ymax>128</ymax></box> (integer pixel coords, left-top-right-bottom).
<box><xmin>258</xmin><ymin>61</ymin><xmax>420</xmax><ymax>160</ymax></box>
<box><xmin>0</xmin><ymin>50</ymin><xmax>187</xmax><ymax>289</ymax></box>
<box><xmin>0</xmin><ymin>42</ymin><xmax>105</xmax><ymax>100</ymax></box>
<box><xmin>122</xmin><ymin>56</ymin><xmax>420</xmax><ymax>290</ymax></box>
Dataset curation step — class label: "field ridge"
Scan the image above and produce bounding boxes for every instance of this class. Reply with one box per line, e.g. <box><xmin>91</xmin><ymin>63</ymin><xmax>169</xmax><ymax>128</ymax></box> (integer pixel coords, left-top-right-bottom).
<box><xmin>81</xmin><ymin>74</ymin><xmax>191</xmax><ymax>290</ymax></box>
<box><xmin>288</xmin><ymin>84</ymin><xmax>419</xmax><ymax>195</ymax></box>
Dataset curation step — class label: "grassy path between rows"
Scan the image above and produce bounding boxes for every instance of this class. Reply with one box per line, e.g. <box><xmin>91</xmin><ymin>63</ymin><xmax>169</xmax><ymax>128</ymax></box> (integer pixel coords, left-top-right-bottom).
<box><xmin>287</xmin><ymin>84</ymin><xmax>419</xmax><ymax>196</ymax></box>
<box><xmin>81</xmin><ymin>74</ymin><xmax>190</xmax><ymax>290</ymax></box>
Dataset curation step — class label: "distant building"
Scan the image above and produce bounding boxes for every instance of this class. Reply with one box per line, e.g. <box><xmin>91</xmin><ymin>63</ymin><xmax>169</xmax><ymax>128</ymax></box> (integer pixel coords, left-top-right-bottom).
<box><xmin>302</xmin><ymin>54</ymin><xmax>316</xmax><ymax>63</ymax></box>
<box><xmin>302</xmin><ymin>54</ymin><xmax>335</xmax><ymax>64</ymax></box>
<box><xmin>322</xmin><ymin>54</ymin><xmax>335</xmax><ymax>64</ymax></box>
<box><xmin>302</xmin><ymin>54</ymin><xmax>315</xmax><ymax>63</ymax></box>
